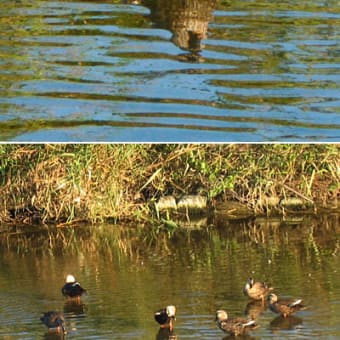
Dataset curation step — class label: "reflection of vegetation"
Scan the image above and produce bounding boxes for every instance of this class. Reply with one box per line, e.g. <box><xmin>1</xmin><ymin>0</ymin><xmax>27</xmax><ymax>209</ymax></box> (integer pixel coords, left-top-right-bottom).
<box><xmin>0</xmin><ymin>144</ymin><xmax>338</xmax><ymax>225</ymax></box>
<box><xmin>1</xmin><ymin>213</ymin><xmax>339</xmax><ymax>320</ymax></box>
<box><xmin>0</xmin><ymin>214</ymin><xmax>338</xmax><ymax>338</ymax></box>
<box><xmin>0</xmin><ymin>213</ymin><xmax>338</xmax><ymax>329</ymax></box>
<box><xmin>0</xmin><ymin>1</ymin><xmax>47</xmax><ymax>96</ymax></box>
<box><xmin>142</xmin><ymin>0</ymin><xmax>217</xmax><ymax>53</ymax></box>
<box><xmin>1</xmin><ymin>214</ymin><xmax>338</xmax><ymax>267</ymax></box>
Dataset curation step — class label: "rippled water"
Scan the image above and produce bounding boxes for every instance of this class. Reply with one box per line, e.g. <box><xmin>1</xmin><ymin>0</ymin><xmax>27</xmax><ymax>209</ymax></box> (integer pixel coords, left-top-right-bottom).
<box><xmin>0</xmin><ymin>214</ymin><xmax>339</xmax><ymax>339</ymax></box>
<box><xmin>0</xmin><ymin>0</ymin><xmax>339</xmax><ymax>141</ymax></box>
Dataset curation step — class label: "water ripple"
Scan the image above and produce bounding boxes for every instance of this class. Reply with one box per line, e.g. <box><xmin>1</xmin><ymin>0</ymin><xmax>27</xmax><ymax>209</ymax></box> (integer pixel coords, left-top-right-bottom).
<box><xmin>0</xmin><ymin>0</ymin><xmax>339</xmax><ymax>141</ymax></box>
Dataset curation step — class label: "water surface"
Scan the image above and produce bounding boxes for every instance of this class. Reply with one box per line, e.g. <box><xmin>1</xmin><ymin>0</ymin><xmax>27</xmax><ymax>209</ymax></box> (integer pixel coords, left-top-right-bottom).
<box><xmin>0</xmin><ymin>0</ymin><xmax>339</xmax><ymax>141</ymax></box>
<box><xmin>0</xmin><ymin>213</ymin><xmax>339</xmax><ymax>339</ymax></box>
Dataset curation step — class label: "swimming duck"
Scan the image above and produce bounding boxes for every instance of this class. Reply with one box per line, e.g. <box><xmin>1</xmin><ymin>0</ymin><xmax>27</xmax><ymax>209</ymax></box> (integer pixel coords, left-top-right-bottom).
<box><xmin>215</xmin><ymin>309</ymin><xmax>258</xmax><ymax>336</ymax></box>
<box><xmin>40</xmin><ymin>311</ymin><xmax>66</xmax><ymax>334</ymax></box>
<box><xmin>243</xmin><ymin>277</ymin><xmax>273</xmax><ymax>302</ymax></box>
<box><xmin>154</xmin><ymin>305</ymin><xmax>176</xmax><ymax>331</ymax></box>
<box><xmin>61</xmin><ymin>274</ymin><xmax>86</xmax><ymax>301</ymax></box>
<box><xmin>267</xmin><ymin>293</ymin><xmax>307</xmax><ymax>318</ymax></box>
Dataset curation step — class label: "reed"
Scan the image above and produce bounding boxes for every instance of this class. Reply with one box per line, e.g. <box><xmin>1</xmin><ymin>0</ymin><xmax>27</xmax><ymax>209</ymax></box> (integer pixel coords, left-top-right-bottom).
<box><xmin>0</xmin><ymin>144</ymin><xmax>338</xmax><ymax>225</ymax></box>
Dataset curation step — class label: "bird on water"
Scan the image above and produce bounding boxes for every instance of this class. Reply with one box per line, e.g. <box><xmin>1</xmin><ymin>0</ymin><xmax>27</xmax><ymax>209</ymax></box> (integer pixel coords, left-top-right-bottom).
<box><xmin>154</xmin><ymin>305</ymin><xmax>176</xmax><ymax>331</ymax></box>
<box><xmin>61</xmin><ymin>274</ymin><xmax>87</xmax><ymax>301</ymax></box>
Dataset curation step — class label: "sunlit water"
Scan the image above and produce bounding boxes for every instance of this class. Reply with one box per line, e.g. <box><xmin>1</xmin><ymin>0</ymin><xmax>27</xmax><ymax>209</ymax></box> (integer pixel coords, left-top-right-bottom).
<box><xmin>0</xmin><ymin>213</ymin><xmax>339</xmax><ymax>339</ymax></box>
<box><xmin>0</xmin><ymin>0</ymin><xmax>339</xmax><ymax>141</ymax></box>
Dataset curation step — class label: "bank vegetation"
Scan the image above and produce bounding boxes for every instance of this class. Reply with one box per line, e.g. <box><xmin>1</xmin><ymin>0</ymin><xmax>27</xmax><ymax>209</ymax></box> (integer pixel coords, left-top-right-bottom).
<box><xmin>0</xmin><ymin>144</ymin><xmax>338</xmax><ymax>226</ymax></box>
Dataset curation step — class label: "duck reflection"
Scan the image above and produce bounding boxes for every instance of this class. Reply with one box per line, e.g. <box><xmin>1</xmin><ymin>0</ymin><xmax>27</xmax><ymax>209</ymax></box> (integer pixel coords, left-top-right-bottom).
<box><xmin>222</xmin><ymin>335</ymin><xmax>257</xmax><ymax>340</ymax></box>
<box><xmin>244</xmin><ymin>300</ymin><xmax>267</xmax><ymax>320</ymax></box>
<box><xmin>43</xmin><ymin>332</ymin><xmax>66</xmax><ymax>340</ymax></box>
<box><xmin>63</xmin><ymin>300</ymin><xmax>86</xmax><ymax>315</ymax></box>
<box><xmin>156</xmin><ymin>327</ymin><xmax>178</xmax><ymax>340</ymax></box>
<box><xmin>123</xmin><ymin>0</ymin><xmax>218</xmax><ymax>61</ymax></box>
<box><xmin>270</xmin><ymin>315</ymin><xmax>303</xmax><ymax>331</ymax></box>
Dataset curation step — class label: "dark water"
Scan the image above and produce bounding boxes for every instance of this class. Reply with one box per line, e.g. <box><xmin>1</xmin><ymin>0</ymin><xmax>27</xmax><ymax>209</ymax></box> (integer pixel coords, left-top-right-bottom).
<box><xmin>0</xmin><ymin>0</ymin><xmax>339</xmax><ymax>141</ymax></box>
<box><xmin>0</xmin><ymin>213</ymin><xmax>339</xmax><ymax>339</ymax></box>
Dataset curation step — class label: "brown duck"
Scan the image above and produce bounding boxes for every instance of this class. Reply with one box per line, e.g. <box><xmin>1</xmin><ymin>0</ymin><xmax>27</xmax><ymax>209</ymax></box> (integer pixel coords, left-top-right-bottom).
<box><xmin>243</xmin><ymin>277</ymin><xmax>273</xmax><ymax>302</ymax></box>
<box><xmin>215</xmin><ymin>309</ymin><xmax>258</xmax><ymax>336</ymax></box>
<box><xmin>40</xmin><ymin>311</ymin><xmax>66</xmax><ymax>334</ymax></box>
<box><xmin>267</xmin><ymin>293</ymin><xmax>307</xmax><ymax>318</ymax></box>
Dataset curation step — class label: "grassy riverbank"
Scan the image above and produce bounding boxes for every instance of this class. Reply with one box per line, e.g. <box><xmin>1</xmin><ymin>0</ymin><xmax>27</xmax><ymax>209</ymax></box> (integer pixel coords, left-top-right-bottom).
<box><xmin>0</xmin><ymin>144</ymin><xmax>338</xmax><ymax>225</ymax></box>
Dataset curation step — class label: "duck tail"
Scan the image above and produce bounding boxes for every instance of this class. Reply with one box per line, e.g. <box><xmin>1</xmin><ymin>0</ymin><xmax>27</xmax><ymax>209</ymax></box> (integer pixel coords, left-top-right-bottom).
<box><xmin>243</xmin><ymin>319</ymin><xmax>255</xmax><ymax>327</ymax></box>
<box><xmin>289</xmin><ymin>299</ymin><xmax>303</xmax><ymax>307</ymax></box>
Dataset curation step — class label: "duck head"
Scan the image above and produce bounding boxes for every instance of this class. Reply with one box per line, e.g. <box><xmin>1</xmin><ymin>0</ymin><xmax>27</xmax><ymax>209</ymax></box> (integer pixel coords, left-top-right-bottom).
<box><xmin>267</xmin><ymin>293</ymin><xmax>278</xmax><ymax>303</ymax></box>
<box><xmin>243</xmin><ymin>277</ymin><xmax>254</xmax><ymax>294</ymax></box>
<box><xmin>166</xmin><ymin>305</ymin><xmax>176</xmax><ymax>318</ymax></box>
<box><xmin>66</xmin><ymin>274</ymin><xmax>76</xmax><ymax>283</ymax></box>
<box><xmin>215</xmin><ymin>309</ymin><xmax>228</xmax><ymax>322</ymax></box>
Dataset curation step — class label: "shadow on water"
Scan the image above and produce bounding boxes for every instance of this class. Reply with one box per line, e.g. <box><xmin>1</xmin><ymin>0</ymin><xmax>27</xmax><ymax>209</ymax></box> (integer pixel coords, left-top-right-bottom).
<box><xmin>0</xmin><ymin>0</ymin><xmax>339</xmax><ymax>141</ymax></box>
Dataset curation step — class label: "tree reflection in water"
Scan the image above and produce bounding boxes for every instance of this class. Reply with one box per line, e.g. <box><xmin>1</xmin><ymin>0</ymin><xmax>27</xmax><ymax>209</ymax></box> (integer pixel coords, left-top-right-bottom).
<box><xmin>123</xmin><ymin>0</ymin><xmax>218</xmax><ymax>61</ymax></box>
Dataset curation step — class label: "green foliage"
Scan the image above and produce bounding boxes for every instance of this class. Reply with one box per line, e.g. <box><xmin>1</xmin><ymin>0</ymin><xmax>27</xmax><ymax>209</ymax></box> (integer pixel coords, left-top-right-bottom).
<box><xmin>0</xmin><ymin>144</ymin><xmax>338</xmax><ymax>225</ymax></box>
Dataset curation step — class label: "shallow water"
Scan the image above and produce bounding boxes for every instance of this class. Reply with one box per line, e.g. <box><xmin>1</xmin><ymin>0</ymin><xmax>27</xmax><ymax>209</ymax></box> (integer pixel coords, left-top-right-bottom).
<box><xmin>0</xmin><ymin>0</ymin><xmax>339</xmax><ymax>141</ymax></box>
<box><xmin>0</xmin><ymin>213</ymin><xmax>339</xmax><ymax>339</ymax></box>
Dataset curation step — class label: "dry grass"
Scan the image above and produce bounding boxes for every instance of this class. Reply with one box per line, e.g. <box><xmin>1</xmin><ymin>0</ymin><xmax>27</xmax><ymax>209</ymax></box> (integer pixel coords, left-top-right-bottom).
<box><xmin>0</xmin><ymin>144</ymin><xmax>338</xmax><ymax>225</ymax></box>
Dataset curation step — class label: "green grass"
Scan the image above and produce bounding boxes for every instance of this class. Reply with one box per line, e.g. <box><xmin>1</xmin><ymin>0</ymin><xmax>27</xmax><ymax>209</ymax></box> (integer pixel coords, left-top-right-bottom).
<box><xmin>0</xmin><ymin>144</ymin><xmax>338</xmax><ymax>225</ymax></box>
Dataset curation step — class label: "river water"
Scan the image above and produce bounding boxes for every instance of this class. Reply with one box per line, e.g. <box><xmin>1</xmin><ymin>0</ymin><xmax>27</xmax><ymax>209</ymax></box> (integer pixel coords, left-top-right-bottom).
<box><xmin>0</xmin><ymin>0</ymin><xmax>339</xmax><ymax>141</ymax></box>
<box><xmin>0</xmin><ymin>213</ymin><xmax>339</xmax><ymax>339</ymax></box>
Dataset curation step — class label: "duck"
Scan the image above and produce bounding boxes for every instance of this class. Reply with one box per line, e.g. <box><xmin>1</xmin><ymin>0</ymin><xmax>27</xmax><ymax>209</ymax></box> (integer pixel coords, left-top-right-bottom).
<box><xmin>243</xmin><ymin>277</ymin><xmax>273</xmax><ymax>302</ymax></box>
<box><xmin>215</xmin><ymin>309</ymin><xmax>258</xmax><ymax>336</ymax></box>
<box><xmin>40</xmin><ymin>311</ymin><xmax>66</xmax><ymax>334</ymax></box>
<box><xmin>61</xmin><ymin>274</ymin><xmax>86</xmax><ymax>301</ymax></box>
<box><xmin>267</xmin><ymin>293</ymin><xmax>307</xmax><ymax>318</ymax></box>
<box><xmin>154</xmin><ymin>305</ymin><xmax>176</xmax><ymax>331</ymax></box>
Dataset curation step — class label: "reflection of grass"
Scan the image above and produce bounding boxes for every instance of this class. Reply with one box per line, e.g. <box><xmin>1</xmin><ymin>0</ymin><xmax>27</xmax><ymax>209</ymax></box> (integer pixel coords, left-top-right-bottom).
<box><xmin>0</xmin><ymin>144</ymin><xmax>338</xmax><ymax>225</ymax></box>
<box><xmin>1</xmin><ymin>215</ymin><xmax>338</xmax><ymax>273</ymax></box>
<box><xmin>1</xmin><ymin>216</ymin><xmax>340</xmax><ymax>313</ymax></box>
